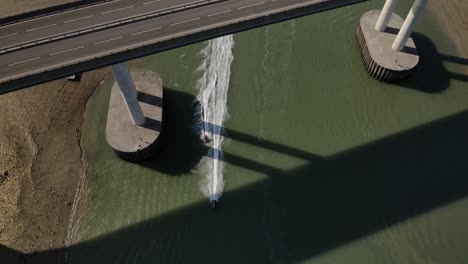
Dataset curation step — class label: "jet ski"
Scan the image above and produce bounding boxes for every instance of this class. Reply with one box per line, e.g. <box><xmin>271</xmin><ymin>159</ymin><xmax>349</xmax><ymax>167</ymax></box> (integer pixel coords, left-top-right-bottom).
<box><xmin>201</xmin><ymin>133</ymin><xmax>210</xmax><ymax>144</ymax></box>
<box><xmin>200</xmin><ymin>107</ymin><xmax>211</xmax><ymax>144</ymax></box>
<box><xmin>211</xmin><ymin>200</ymin><xmax>219</xmax><ymax>209</ymax></box>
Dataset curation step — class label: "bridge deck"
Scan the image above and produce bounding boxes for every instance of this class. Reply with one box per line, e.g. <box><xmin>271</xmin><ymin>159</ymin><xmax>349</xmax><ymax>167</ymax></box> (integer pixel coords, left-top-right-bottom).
<box><xmin>0</xmin><ymin>0</ymin><xmax>364</xmax><ymax>94</ymax></box>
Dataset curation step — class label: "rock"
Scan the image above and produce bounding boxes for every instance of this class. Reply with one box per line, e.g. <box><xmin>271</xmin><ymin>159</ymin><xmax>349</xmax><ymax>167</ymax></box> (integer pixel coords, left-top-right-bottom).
<box><xmin>0</xmin><ymin>171</ymin><xmax>7</xmax><ymax>184</ymax></box>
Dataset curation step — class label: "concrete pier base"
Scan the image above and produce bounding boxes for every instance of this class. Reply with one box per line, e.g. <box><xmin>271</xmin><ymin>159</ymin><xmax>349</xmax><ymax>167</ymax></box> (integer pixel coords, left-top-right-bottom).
<box><xmin>106</xmin><ymin>70</ymin><xmax>163</xmax><ymax>163</ymax></box>
<box><xmin>356</xmin><ymin>10</ymin><xmax>419</xmax><ymax>82</ymax></box>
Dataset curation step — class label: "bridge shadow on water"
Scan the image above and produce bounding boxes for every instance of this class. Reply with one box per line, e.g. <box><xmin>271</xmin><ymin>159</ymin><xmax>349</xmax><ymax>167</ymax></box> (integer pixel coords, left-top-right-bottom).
<box><xmin>2</xmin><ymin>90</ymin><xmax>468</xmax><ymax>263</ymax></box>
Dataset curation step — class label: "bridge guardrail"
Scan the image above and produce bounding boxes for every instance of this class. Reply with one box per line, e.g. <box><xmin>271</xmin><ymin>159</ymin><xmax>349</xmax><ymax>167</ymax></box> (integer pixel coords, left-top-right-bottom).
<box><xmin>0</xmin><ymin>0</ymin><xmax>112</xmax><ymax>27</ymax></box>
<box><xmin>0</xmin><ymin>0</ymin><xmax>366</xmax><ymax>87</ymax></box>
<box><xmin>0</xmin><ymin>0</ymin><xmax>367</xmax><ymax>94</ymax></box>
<box><xmin>0</xmin><ymin>0</ymin><xmax>227</xmax><ymax>55</ymax></box>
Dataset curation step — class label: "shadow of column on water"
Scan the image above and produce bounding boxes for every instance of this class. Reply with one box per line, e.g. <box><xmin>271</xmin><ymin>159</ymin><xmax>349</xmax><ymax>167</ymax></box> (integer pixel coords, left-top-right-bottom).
<box><xmin>382</xmin><ymin>29</ymin><xmax>467</xmax><ymax>93</ymax></box>
<box><xmin>401</xmin><ymin>32</ymin><xmax>450</xmax><ymax>93</ymax></box>
<box><xmin>139</xmin><ymin>87</ymin><xmax>206</xmax><ymax>175</ymax></box>
<box><xmin>4</xmin><ymin>106</ymin><xmax>468</xmax><ymax>263</ymax></box>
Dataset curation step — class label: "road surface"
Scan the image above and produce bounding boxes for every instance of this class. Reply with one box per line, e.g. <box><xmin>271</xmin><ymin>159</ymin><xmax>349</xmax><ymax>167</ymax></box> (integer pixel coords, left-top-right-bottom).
<box><xmin>0</xmin><ymin>0</ymin><xmax>364</xmax><ymax>93</ymax></box>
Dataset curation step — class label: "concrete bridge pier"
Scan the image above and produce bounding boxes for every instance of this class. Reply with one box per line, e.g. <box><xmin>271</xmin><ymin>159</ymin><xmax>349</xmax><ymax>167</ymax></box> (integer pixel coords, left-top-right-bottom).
<box><xmin>356</xmin><ymin>0</ymin><xmax>426</xmax><ymax>82</ymax></box>
<box><xmin>105</xmin><ymin>62</ymin><xmax>164</xmax><ymax>163</ymax></box>
<box><xmin>111</xmin><ymin>63</ymin><xmax>146</xmax><ymax>126</ymax></box>
<box><xmin>392</xmin><ymin>0</ymin><xmax>427</xmax><ymax>51</ymax></box>
<box><xmin>374</xmin><ymin>0</ymin><xmax>398</xmax><ymax>32</ymax></box>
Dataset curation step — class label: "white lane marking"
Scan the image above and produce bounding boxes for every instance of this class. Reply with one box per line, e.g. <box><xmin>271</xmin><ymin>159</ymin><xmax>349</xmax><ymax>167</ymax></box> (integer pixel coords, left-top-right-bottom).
<box><xmin>101</xmin><ymin>5</ymin><xmax>134</xmax><ymax>15</ymax></box>
<box><xmin>93</xmin><ymin>36</ymin><xmax>122</xmax><ymax>45</ymax></box>
<box><xmin>8</xmin><ymin>57</ymin><xmax>40</xmax><ymax>67</ymax></box>
<box><xmin>131</xmin><ymin>26</ymin><xmax>162</xmax><ymax>36</ymax></box>
<box><xmin>0</xmin><ymin>0</ymin><xmax>123</xmax><ymax>29</ymax></box>
<box><xmin>26</xmin><ymin>24</ymin><xmax>57</xmax><ymax>32</ymax></box>
<box><xmin>50</xmin><ymin>46</ymin><xmax>85</xmax><ymax>56</ymax></box>
<box><xmin>64</xmin><ymin>15</ymin><xmax>94</xmax><ymax>23</ymax></box>
<box><xmin>208</xmin><ymin>9</ymin><xmax>232</xmax><ymax>17</ymax></box>
<box><xmin>0</xmin><ymin>33</ymin><xmax>18</xmax><ymax>39</ymax></box>
<box><xmin>169</xmin><ymin>17</ymin><xmax>200</xmax><ymax>26</ymax></box>
<box><xmin>238</xmin><ymin>1</ymin><xmax>265</xmax><ymax>9</ymax></box>
<box><xmin>143</xmin><ymin>0</ymin><xmax>161</xmax><ymax>5</ymax></box>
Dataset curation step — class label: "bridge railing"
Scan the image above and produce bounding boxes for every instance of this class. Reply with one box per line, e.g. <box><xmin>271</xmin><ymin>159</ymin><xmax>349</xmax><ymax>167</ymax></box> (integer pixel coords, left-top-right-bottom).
<box><xmin>0</xmin><ymin>0</ymin><xmax>111</xmax><ymax>27</ymax></box>
<box><xmin>0</xmin><ymin>0</ymin><xmax>227</xmax><ymax>55</ymax></box>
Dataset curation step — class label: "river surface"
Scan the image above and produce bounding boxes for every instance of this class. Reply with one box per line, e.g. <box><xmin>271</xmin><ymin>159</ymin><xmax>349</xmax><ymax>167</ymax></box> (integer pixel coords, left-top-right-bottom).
<box><xmin>67</xmin><ymin>1</ymin><xmax>468</xmax><ymax>263</ymax></box>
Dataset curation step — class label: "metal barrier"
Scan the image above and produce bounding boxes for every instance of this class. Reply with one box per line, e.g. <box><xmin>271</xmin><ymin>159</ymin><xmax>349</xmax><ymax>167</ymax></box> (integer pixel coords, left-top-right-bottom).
<box><xmin>0</xmin><ymin>0</ymin><xmax>226</xmax><ymax>55</ymax></box>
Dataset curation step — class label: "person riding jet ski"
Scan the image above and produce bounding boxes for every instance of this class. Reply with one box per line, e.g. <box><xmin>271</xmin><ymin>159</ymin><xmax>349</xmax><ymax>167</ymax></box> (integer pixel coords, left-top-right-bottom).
<box><xmin>211</xmin><ymin>200</ymin><xmax>218</xmax><ymax>209</ymax></box>
<box><xmin>201</xmin><ymin>133</ymin><xmax>210</xmax><ymax>144</ymax></box>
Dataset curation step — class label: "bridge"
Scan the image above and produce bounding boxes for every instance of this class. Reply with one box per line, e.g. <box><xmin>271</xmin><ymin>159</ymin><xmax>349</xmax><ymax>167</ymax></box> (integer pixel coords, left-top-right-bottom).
<box><xmin>0</xmin><ymin>0</ymin><xmax>364</xmax><ymax>94</ymax></box>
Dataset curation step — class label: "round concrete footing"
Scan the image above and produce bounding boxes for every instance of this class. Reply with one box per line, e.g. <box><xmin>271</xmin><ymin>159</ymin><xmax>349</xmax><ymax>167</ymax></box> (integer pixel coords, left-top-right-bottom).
<box><xmin>356</xmin><ymin>10</ymin><xmax>420</xmax><ymax>82</ymax></box>
<box><xmin>106</xmin><ymin>70</ymin><xmax>163</xmax><ymax>163</ymax></box>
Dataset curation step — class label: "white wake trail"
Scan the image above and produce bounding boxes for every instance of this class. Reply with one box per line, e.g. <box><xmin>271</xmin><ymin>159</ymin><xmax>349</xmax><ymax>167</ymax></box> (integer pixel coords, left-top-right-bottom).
<box><xmin>195</xmin><ymin>35</ymin><xmax>234</xmax><ymax>202</ymax></box>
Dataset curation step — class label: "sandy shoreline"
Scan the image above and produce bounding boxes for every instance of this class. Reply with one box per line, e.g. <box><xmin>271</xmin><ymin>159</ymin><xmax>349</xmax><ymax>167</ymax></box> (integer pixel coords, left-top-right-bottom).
<box><xmin>427</xmin><ymin>0</ymin><xmax>468</xmax><ymax>74</ymax></box>
<box><xmin>0</xmin><ymin>0</ymin><xmax>467</xmax><ymax>261</ymax></box>
<box><xmin>0</xmin><ymin>1</ymin><xmax>110</xmax><ymax>257</ymax></box>
<box><xmin>0</xmin><ymin>67</ymin><xmax>109</xmax><ymax>255</ymax></box>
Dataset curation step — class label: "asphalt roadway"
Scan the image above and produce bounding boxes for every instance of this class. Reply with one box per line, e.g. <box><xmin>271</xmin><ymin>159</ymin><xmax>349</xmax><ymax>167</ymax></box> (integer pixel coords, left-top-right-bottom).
<box><xmin>0</xmin><ymin>0</ymin><xmax>363</xmax><ymax>93</ymax></box>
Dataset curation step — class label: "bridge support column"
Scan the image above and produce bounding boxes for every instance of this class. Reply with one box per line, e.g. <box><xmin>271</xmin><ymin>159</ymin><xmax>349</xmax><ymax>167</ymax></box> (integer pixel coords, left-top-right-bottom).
<box><xmin>375</xmin><ymin>0</ymin><xmax>398</xmax><ymax>32</ymax></box>
<box><xmin>105</xmin><ymin>65</ymin><xmax>164</xmax><ymax>163</ymax></box>
<box><xmin>111</xmin><ymin>63</ymin><xmax>145</xmax><ymax>126</ymax></box>
<box><xmin>392</xmin><ymin>0</ymin><xmax>427</xmax><ymax>51</ymax></box>
<box><xmin>355</xmin><ymin>0</ymin><xmax>425</xmax><ymax>82</ymax></box>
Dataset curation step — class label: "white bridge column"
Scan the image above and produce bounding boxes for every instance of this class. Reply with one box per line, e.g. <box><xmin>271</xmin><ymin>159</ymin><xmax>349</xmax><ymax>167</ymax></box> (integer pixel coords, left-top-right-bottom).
<box><xmin>111</xmin><ymin>63</ymin><xmax>145</xmax><ymax>125</ymax></box>
<box><xmin>392</xmin><ymin>0</ymin><xmax>427</xmax><ymax>51</ymax></box>
<box><xmin>375</xmin><ymin>0</ymin><xmax>399</xmax><ymax>32</ymax></box>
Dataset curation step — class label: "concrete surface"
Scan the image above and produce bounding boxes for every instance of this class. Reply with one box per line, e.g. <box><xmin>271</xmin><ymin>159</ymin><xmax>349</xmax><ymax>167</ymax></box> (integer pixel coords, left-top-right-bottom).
<box><xmin>357</xmin><ymin>10</ymin><xmax>419</xmax><ymax>81</ymax></box>
<box><xmin>0</xmin><ymin>0</ymin><xmax>365</xmax><ymax>93</ymax></box>
<box><xmin>105</xmin><ymin>70</ymin><xmax>163</xmax><ymax>162</ymax></box>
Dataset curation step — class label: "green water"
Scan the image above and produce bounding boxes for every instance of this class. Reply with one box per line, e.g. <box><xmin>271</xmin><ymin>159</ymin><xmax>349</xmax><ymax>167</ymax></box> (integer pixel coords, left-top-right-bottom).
<box><xmin>69</xmin><ymin>1</ymin><xmax>468</xmax><ymax>263</ymax></box>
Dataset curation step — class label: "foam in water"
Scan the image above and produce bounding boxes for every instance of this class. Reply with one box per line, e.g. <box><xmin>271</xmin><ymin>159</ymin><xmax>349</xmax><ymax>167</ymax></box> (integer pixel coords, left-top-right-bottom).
<box><xmin>194</xmin><ymin>35</ymin><xmax>234</xmax><ymax>202</ymax></box>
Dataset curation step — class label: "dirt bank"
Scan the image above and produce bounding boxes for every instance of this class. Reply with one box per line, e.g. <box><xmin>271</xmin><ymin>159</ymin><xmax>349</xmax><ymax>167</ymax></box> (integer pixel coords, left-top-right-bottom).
<box><xmin>0</xmin><ymin>1</ymin><xmax>110</xmax><ymax>258</ymax></box>
<box><xmin>428</xmin><ymin>0</ymin><xmax>468</xmax><ymax>74</ymax></box>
